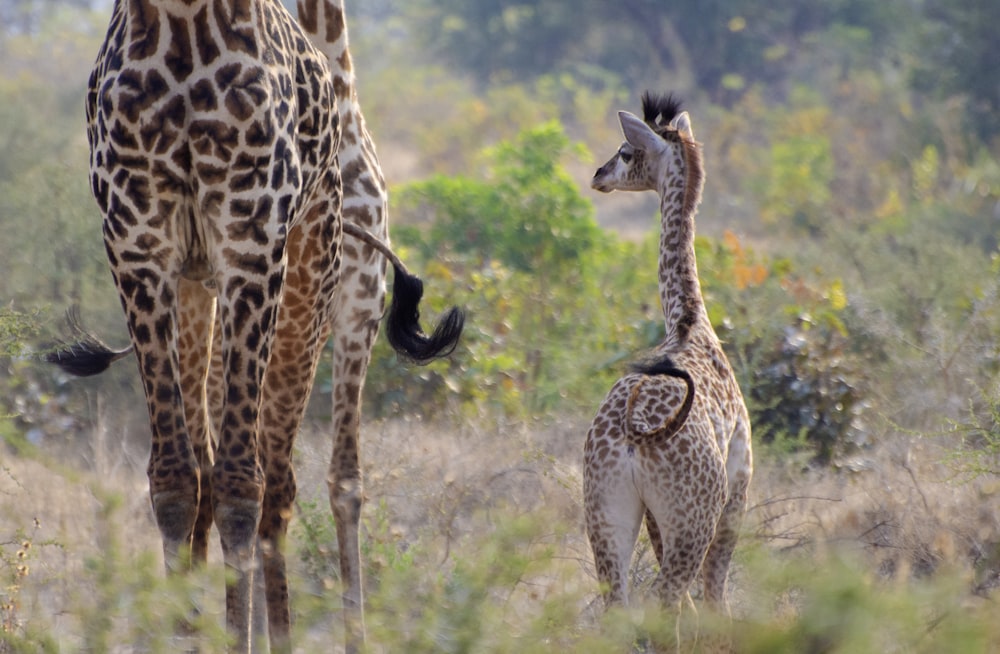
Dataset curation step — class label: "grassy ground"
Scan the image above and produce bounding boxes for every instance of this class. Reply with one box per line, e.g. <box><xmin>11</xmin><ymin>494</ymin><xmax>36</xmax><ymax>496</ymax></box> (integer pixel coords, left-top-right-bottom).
<box><xmin>3</xmin><ymin>415</ymin><xmax>1000</xmax><ymax>652</ymax></box>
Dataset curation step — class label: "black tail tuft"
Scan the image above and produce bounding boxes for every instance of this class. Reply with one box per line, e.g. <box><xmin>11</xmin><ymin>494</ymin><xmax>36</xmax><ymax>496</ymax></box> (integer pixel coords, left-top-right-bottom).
<box><xmin>630</xmin><ymin>351</ymin><xmax>686</xmax><ymax>378</ymax></box>
<box><xmin>629</xmin><ymin>351</ymin><xmax>696</xmax><ymax>403</ymax></box>
<box><xmin>385</xmin><ymin>265</ymin><xmax>465</xmax><ymax>364</ymax></box>
<box><xmin>44</xmin><ymin>307</ymin><xmax>132</xmax><ymax>377</ymax></box>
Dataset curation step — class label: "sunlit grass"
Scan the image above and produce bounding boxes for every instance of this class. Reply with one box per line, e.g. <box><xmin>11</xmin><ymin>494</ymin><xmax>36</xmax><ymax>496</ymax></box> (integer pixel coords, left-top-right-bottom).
<box><xmin>3</xmin><ymin>418</ymin><xmax>1000</xmax><ymax>652</ymax></box>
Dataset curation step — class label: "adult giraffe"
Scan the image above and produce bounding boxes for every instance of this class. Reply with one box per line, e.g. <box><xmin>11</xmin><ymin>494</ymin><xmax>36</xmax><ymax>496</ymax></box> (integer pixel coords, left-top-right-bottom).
<box><xmin>47</xmin><ymin>0</ymin><xmax>462</xmax><ymax>650</ymax></box>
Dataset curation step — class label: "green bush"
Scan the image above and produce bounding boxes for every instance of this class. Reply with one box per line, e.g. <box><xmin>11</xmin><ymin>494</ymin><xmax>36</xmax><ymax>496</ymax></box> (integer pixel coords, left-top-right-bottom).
<box><xmin>359</xmin><ymin>123</ymin><xmax>658</xmax><ymax>419</ymax></box>
<box><xmin>694</xmin><ymin>232</ymin><xmax>875</xmax><ymax>464</ymax></box>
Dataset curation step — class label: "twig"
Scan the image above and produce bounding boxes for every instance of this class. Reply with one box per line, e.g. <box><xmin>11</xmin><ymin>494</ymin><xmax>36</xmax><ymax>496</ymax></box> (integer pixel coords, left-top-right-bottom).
<box><xmin>900</xmin><ymin>452</ymin><xmax>932</xmax><ymax>515</ymax></box>
<box><xmin>749</xmin><ymin>494</ymin><xmax>842</xmax><ymax>512</ymax></box>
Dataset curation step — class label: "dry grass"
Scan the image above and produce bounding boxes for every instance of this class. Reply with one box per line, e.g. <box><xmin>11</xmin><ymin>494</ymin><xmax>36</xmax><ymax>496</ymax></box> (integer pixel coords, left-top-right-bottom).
<box><xmin>747</xmin><ymin>435</ymin><xmax>1000</xmax><ymax>588</ymax></box>
<box><xmin>3</xmin><ymin>412</ymin><xmax>1000</xmax><ymax>651</ymax></box>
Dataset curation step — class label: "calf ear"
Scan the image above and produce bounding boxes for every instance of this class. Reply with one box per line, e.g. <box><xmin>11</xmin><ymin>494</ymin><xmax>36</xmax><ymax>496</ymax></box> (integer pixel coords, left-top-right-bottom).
<box><xmin>619</xmin><ymin>111</ymin><xmax>666</xmax><ymax>153</ymax></box>
<box><xmin>670</xmin><ymin>111</ymin><xmax>694</xmax><ymax>140</ymax></box>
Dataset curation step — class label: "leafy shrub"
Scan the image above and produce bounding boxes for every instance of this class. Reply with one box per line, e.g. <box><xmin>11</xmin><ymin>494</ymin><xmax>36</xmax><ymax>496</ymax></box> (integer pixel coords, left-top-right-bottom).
<box><xmin>944</xmin><ymin>383</ymin><xmax>1000</xmax><ymax>481</ymax></box>
<box><xmin>694</xmin><ymin>232</ymin><xmax>876</xmax><ymax>464</ymax></box>
<box><xmin>734</xmin><ymin>545</ymin><xmax>1000</xmax><ymax>653</ymax></box>
<box><xmin>0</xmin><ymin>309</ymin><xmax>91</xmax><ymax>452</ymax></box>
<box><xmin>745</xmin><ymin>320</ymin><xmax>870</xmax><ymax>464</ymax></box>
<box><xmin>356</xmin><ymin>123</ymin><xmax>658</xmax><ymax>420</ymax></box>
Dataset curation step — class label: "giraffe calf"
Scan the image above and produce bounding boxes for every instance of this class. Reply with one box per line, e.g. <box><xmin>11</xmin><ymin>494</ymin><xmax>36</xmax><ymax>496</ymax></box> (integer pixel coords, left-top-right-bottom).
<box><xmin>585</xmin><ymin>93</ymin><xmax>753</xmax><ymax>652</ymax></box>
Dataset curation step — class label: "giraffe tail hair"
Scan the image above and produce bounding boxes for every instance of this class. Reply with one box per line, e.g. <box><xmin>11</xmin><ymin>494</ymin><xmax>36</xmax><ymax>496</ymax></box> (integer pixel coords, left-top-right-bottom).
<box><xmin>44</xmin><ymin>306</ymin><xmax>133</xmax><ymax>377</ymax></box>
<box><xmin>342</xmin><ymin>222</ymin><xmax>465</xmax><ymax>364</ymax></box>
<box><xmin>385</xmin><ymin>266</ymin><xmax>465</xmax><ymax>364</ymax></box>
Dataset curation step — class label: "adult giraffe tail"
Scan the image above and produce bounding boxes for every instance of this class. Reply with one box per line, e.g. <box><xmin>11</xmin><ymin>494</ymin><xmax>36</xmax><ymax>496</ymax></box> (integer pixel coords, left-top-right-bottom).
<box><xmin>46</xmin><ymin>226</ymin><xmax>464</xmax><ymax>376</ymax></box>
<box><xmin>342</xmin><ymin>223</ymin><xmax>464</xmax><ymax>363</ymax></box>
<box><xmin>45</xmin><ymin>306</ymin><xmax>131</xmax><ymax>376</ymax></box>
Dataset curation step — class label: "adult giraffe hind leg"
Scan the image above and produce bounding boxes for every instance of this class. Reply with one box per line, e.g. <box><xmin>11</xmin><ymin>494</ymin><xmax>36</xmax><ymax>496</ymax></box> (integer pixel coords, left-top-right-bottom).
<box><xmin>255</xmin><ymin>202</ymin><xmax>342</xmax><ymax>652</ymax></box>
<box><xmin>325</xmin><ymin>265</ymin><xmax>384</xmax><ymax>653</ymax></box>
<box><xmin>98</xmin><ymin>237</ymin><xmax>204</xmax><ymax>588</ymax></box>
<box><xmin>47</xmin><ymin>294</ymin><xmax>203</xmax><ymax>576</ymax></box>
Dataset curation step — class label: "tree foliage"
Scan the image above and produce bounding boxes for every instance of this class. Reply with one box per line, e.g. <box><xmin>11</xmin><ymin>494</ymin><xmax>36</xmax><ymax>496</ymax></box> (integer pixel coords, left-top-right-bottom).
<box><xmin>0</xmin><ymin>12</ymin><xmax>111</xmax><ymax>313</ymax></box>
<box><xmin>913</xmin><ymin>0</ymin><xmax>1000</xmax><ymax>141</ymax></box>
<box><xmin>407</xmin><ymin>0</ymin><xmax>912</xmax><ymax>104</ymax></box>
<box><xmin>351</xmin><ymin>120</ymin><xmax>881</xmax><ymax>462</ymax></box>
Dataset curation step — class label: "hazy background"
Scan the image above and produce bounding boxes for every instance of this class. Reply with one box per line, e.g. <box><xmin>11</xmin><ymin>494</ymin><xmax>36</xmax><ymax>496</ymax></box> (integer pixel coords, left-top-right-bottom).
<box><xmin>2</xmin><ymin>0</ymin><xmax>1000</xmax><ymax>650</ymax></box>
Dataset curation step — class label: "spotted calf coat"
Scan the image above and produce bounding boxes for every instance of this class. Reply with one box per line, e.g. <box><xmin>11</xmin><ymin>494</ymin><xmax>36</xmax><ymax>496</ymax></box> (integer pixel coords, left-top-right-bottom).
<box><xmin>586</xmin><ymin>93</ymin><xmax>753</xmax><ymax>651</ymax></box>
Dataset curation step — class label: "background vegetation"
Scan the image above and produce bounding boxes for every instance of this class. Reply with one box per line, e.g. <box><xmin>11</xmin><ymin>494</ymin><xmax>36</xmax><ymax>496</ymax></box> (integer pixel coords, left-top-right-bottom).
<box><xmin>1</xmin><ymin>0</ymin><xmax>999</xmax><ymax>650</ymax></box>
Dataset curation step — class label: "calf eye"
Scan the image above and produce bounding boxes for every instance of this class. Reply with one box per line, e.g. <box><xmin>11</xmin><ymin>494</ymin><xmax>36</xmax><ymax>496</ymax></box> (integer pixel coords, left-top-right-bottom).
<box><xmin>619</xmin><ymin>150</ymin><xmax>633</xmax><ymax>164</ymax></box>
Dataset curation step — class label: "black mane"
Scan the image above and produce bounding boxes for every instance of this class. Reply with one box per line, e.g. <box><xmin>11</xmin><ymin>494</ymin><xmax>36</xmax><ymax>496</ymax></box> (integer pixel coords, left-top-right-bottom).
<box><xmin>641</xmin><ymin>91</ymin><xmax>683</xmax><ymax>128</ymax></box>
